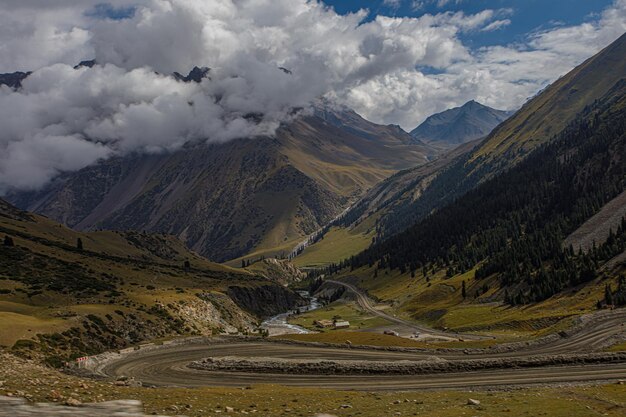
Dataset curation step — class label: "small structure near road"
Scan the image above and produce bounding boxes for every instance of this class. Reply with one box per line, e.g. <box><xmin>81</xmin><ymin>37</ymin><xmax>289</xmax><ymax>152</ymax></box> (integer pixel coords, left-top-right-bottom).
<box><xmin>333</xmin><ymin>320</ymin><xmax>350</xmax><ymax>329</ymax></box>
<box><xmin>383</xmin><ymin>330</ymin><xmax>399</xmax><ymax>337</ymax></box>
<box><xmin>314</xmin><ymin>319</ymin><xmax>334</xmax><ymax>328</ymax></box>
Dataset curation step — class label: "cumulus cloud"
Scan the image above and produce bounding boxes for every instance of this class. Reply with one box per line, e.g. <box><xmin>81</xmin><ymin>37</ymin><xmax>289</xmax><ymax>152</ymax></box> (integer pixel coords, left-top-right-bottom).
<box><xmin>0</xmin><ymin>0</ymin><xmax>625</xmax><ymax>192</ymax></box>
<box><xmin>343</xmin><ymin>0</ymin><xmax>626</xmax><ymax>130</ymax></box>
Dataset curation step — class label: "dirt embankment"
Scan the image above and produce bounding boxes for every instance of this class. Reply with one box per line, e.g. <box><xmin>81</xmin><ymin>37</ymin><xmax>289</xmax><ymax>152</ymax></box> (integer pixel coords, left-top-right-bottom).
<box><xmin>189</xmin><ymin>352</ymin><xmax>626</xmax><ymax>375</ymax></box>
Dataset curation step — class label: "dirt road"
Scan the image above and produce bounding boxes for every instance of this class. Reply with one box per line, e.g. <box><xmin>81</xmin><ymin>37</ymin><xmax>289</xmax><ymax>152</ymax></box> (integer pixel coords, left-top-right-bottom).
<box><xmin>99</xmin><ymin>305</ymin><xmax>626</xmax><ymax>390</ymax></box>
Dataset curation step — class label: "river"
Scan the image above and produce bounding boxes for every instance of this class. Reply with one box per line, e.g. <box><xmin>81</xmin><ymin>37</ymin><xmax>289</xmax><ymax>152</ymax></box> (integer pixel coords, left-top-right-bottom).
<box><xmin>260</xmin><ymin>291</ymin><xmax>321</xmax><ymax>336</ymax></box>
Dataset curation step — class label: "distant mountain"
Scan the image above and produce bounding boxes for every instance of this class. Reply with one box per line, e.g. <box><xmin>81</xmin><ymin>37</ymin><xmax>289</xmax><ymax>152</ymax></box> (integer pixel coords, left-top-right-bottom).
<box><xmin>296</xmin><ymin>32</ymin><xmax>626</xmax><ymax>267</ymax></box>
<box><xmin>409</xmin><ymin>100</ymin><xmax>513</xmax><ymax>147</ymax></box>
<box><xmin>0</xmin><ymin>71</ymin><xmax>31</xmax><ymax>89</ymax></box>
<box><xmin>8</xmin><ymin>96</ymin><xmax>437</xmax><ymax>262</ymax></box>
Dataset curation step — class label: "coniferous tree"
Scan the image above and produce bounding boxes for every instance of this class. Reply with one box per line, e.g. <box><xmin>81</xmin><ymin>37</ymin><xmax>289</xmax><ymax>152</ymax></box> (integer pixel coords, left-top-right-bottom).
<box><xmin>605</xmin><ymin>284</ymin><xmax>614</xmax><ymax>306</ymax></box>
<box><xmin>76</xmin><ymin>238</ymin><xmax>83</xmax><ymax>251</ymax></box>
<box><xmin>3</xmin><ymin>236</ymin><xmax>14</xmax><ymax>247</ymax></box>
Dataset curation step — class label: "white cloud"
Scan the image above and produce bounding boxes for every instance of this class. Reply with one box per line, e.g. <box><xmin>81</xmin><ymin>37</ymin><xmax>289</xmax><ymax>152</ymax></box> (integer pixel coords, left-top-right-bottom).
<box><xmin>481</xmin><ymin>19</ymin><xmax>511</xmax><ymax>32</ymax></box>
<box><xmin>0</xmin><ymin>0</ymin><xmax>624</xmax><ymax>192</ymax></box>
<box><xmin>342</xmin><ymin>0</ymin><xmax>626</xmax><ymax>130</ymax></box>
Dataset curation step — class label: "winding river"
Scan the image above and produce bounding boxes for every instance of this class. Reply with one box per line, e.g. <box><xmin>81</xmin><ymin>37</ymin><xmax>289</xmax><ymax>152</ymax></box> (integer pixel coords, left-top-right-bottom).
<box><xmin>260</xmin><ymin>291</ymin><xmax>320</xmax><ymax>336</ymax></box>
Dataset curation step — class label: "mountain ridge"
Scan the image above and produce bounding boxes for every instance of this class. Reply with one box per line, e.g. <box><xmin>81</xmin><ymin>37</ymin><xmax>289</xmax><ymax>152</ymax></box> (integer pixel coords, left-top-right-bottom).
<box><xmin>294</xmin><ymin>32</ymin><xmax>626</xmax><ymax>268</ymax></box>
<box><xmin>7</xmin><ymin>98</ymin><xmax>438</xmax><ymax>262</ymax></box>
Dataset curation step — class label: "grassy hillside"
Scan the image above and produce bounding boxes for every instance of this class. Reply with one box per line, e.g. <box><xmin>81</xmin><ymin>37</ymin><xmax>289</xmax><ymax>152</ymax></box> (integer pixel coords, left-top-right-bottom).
<box><xmin>292</xmin><ymin>222</ymin><xmax>376</xmax><ymax>268</ymax></box>
<box><xmin>472</xmin><ymin>32</ymin><xmax>626</xmax><ymax>164</ymax></box>
<box><xmin>336</xmin><ymin>264</ymin><xmax>621</xmax><ymax>336</ymax></box>
<box><xmin>292</xmin><ymin>139</ymin><xmax>478</xmax><ymax>267</ymax></box>
<box><xmin>0</xmin><ymin>199</ymin><xmax>299</xmax><ymax>363</ymax></box>
<box><xmin>305</xmin><ymin>60</ymin><xmax>626</xmax><ymax>339</ymax></box>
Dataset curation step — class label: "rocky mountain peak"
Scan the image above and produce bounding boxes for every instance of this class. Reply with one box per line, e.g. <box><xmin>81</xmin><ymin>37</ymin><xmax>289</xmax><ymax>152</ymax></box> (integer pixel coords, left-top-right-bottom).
<box><xmin>410</xmin><ymin>100</ymin><xmax>513</xmax><ymax>147</ymax></box>
<box><xmin>173</xmin><ymin>66</ymin><xmax>211</xmax><ymax>83</ymax></box>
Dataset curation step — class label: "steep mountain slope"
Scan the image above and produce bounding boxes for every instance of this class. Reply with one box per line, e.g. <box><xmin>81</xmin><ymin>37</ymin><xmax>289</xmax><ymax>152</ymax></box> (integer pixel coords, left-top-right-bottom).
<box><xmin>293</xmin><ymin>139</ymin><xmax>480</xmax><ymax>268</ymax></box>
<box><xmin>473</xmin><ymin>32</ymin><xmax>626</xmax><ymax>166</ymax></box>
<box><xmin>410</xmin><ymin>100</ymin><xmax>512</xmax><ymax>147</ymax></box>
<box><xmin>346</xmin><ymin>77</ymin><xmax>626</xmax><ymax>305</ymax></box>
<box><xmin>387</xmin><ymin>31</ymin><xmax>626</xmax><ymax>235</ymax></box>
<box><xmin>8</xmin><ymin>103</ymin><xmax>436</xmax><ymax>262</ymax></box>
<box><xmin>294</xmin><ymin>33</ymin><xmax>626</xmax><ymax>267</ymax></box>
<box><xmin>0</xmin><ymin>198</ymin><xmax>302</xmax><ymax>358</ymax></box>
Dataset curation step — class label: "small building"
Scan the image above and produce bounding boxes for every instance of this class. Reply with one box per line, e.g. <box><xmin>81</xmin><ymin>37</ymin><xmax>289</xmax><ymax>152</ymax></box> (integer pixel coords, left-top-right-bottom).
<box><xmin>383</xmin><ymin>330</ymin><xmax>399</xmax><ymax>337</ymax></box>
<box><xmin>314</xmin><ymin>319</ymin><xmax>334</xmax><ymax>328</ymax></box>
<box><xmin>334</xmin><ymin>320</ymin><xmax>350</xmax><ymax>329</ymax></box>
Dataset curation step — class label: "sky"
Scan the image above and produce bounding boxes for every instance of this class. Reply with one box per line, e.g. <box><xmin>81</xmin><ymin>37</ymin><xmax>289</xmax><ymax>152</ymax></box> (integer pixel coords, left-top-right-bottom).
<box><xmin>327</xmin><ymin>1</ymin><xmax>616</xmax><ymax>47</ymax></box>
<box><xmin>0</xmin><ymin>0</ymin><xmax>625</xmax><ymax>192</ymax></box>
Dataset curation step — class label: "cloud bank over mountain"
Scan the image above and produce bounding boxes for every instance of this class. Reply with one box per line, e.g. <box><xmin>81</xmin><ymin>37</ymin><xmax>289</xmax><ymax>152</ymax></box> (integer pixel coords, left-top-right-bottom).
<box><xmin>0</xmin><ymin>0</ymin><xmax>625</xmax><ymax>191</ymax></box>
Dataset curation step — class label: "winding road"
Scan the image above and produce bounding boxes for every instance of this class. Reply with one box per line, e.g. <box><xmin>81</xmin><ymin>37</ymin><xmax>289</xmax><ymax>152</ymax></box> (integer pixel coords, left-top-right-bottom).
<box><xmin>97</xmin><ymin>278</ymin><xmax>626</xmax><ymax>391</ymax></box>
<box><xmin>325</xmin><ymin>279</ymin><xmax>487</xmax><ymax>340</ymax></box>
<box><xmin>100</xmin><ymin>340</ymin><xmax>626</xmax><ymax>390</ymax></box>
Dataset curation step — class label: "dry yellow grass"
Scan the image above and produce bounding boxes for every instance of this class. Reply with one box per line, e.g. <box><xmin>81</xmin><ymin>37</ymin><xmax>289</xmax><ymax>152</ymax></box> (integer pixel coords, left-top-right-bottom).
<box><xmin>0</xmin><ymin>312</ymin><xmax>70</xmax><ymax>347</ymax></box>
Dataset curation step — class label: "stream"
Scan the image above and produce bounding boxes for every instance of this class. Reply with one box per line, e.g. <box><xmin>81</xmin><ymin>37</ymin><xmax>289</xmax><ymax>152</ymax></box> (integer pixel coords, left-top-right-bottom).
<box><xmin>260</xmin><ymin>291</ymin><xmax>321</xmax><ymax>336</ymax></box>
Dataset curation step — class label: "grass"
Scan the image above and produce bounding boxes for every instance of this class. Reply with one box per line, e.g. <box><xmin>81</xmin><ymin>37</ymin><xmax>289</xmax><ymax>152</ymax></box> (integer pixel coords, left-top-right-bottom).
<box><xmin>0</xmin><ymin>205</ymin><xmax>274</xmax><ymax>357</ymax></box>
<box><xmin>1</xmin><ymin>350</ymin><xmax>625</xmax><ymax>417</ymax></box>
<box><xmin>0</xmin><ymin>312</ymin><xmax>69</xmax><ymax>347</ymax></box>
<box><xmin>292</xmin><ymin>226</ymin><xmax>375</xmax><ymax>268</ymax></box>
<box><xmin>607</xmin><ymin>341</ymin><xmax>626</xmax><ymax>352</ymax></box>
<box><xmin>336</xmin><ymin>262</ymin><xmax>619</xmax><ymax>338</ymax></box>
<box><xmin>225</xmin><ymin>238</ymin><xmax>300</xmax><ymax>268</ymax></box>
<box><xmin>276</xmin><ymin>331</ymin><xmax>432</xmax><ymax>347</ymax></box>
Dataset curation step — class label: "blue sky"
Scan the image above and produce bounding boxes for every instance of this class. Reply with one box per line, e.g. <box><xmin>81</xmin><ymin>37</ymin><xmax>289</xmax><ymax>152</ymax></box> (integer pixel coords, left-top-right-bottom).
<box><xmin>324</xmin><ymin>0</ymin><xmax>615</xmax><ymax>48</ymax></box>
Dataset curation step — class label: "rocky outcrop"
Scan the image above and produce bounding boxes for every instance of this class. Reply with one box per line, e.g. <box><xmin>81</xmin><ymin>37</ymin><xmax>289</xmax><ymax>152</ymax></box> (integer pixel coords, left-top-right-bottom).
<box><xmin>0</xmin><ymin>71</ymin><xmax>31</xmax><ymax>89</ymax></box>
<box><xmin>227</xmin><ymin>284</ymin><xmax>306</xmax><ymax>318</ymax></box>
<box><xmin>187</xmin><ymin>292</ymin><xmax>258</xmax><ymax>332</ymax></box>
<box><xmin>250</xmin><ymin>258</ymin><xmax>307</xmax><ymax>286</ymax></box>
<box><xmin>173</xmin><ymin>66</ymin><xmax>210</xmax><ymax>83</ymax></box>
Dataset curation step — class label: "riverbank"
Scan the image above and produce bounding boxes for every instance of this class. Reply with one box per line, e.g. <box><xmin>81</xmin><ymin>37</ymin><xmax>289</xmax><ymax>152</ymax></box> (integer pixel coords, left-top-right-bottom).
<box><xmin>260</xmin><ymin>291</ymin><xmax>320</xmax><ymax>336</ymax></box>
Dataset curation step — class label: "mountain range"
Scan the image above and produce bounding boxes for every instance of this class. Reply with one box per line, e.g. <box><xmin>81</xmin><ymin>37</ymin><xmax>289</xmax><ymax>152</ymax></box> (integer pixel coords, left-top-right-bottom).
<box><xmin>296</xmin><ymin>32</ymin><xmax>626</xmax><ymax>269</ymax></box>
<box><xmin>5</xmin><ymin>79</ymin><xmax>437</xmax><ymax>262</ymax></box>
